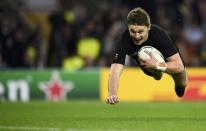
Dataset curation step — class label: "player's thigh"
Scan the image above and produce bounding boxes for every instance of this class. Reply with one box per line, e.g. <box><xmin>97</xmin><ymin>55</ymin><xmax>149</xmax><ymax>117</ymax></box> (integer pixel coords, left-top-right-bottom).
<box><xmin>171</xmin><ymin>69</ymin><xmax>188</xmax><ymax>86</ymax></box>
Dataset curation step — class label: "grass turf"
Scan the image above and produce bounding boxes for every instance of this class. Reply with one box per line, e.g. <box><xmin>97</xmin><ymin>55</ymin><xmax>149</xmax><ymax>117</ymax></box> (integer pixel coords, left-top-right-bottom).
<box><xmin>0</xmin><ymin>100</ymin><xmax>206</xmax><ymax>131</ymax></box>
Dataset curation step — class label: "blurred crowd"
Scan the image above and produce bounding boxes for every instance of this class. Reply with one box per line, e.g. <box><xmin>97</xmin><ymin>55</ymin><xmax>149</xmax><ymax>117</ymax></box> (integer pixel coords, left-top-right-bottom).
<box><xmin>0</xmin><ymin>0</ymin><xmax>206</xmax><ymax>69</ymax></box>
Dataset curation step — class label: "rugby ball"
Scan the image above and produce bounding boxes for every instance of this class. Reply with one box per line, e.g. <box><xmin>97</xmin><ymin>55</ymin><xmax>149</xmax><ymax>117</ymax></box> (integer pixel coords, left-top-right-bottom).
<box><xmin>138</xmin><ymin>46</ymin><xmax>165</xmax><ymax>63</ymax></box>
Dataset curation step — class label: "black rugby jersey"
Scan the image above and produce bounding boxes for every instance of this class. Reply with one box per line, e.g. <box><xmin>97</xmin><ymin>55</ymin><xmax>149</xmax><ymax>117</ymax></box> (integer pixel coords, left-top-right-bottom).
<box><xmin>112</xmin><ymin>24</ymin><xmax>178</xmax><ymax>65</ymax></box>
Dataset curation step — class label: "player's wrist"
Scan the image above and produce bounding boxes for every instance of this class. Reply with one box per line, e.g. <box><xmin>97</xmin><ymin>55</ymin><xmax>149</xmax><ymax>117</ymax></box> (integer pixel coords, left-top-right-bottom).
<box><xmin>156</xmin><ymin>62</ymin><xmax>167</xmax><ymax>72</ymax></box>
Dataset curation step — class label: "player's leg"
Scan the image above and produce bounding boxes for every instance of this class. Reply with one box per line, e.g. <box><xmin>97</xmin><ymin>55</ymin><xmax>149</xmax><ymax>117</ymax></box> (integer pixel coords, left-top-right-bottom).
<box><xmin>170</xmin><ymin>69</ymin><xmax>188</xmax><ymax>97</ymax></box>
<box><xmin>137</xmin><ymin>60</ymin><xmax>163</xmax><ymax>80</ymax></box>
<box><xmin>141</xmin><ymin>67</ymin><xmax>163</xmax><ymax>80</ymax></box>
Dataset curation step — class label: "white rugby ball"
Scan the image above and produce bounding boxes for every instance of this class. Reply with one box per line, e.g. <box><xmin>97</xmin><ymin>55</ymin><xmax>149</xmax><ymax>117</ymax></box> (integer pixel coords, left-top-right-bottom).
<box><xmin>138</xmin><ymin>46</ymin><xmax>165</xmax><ymax>63</ymax></box>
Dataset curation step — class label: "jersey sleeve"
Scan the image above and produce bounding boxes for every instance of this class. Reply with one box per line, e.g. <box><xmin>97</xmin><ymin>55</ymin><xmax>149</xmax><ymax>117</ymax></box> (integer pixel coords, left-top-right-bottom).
<box><xmin>155</xmin><ymin>29</ymin><xmax>178</xmax><ymax>59</ymax></box>
<box><xmin>112</xmin><ymin>32</ymin><xmax>127</xmax><ymax>65</ymax></box>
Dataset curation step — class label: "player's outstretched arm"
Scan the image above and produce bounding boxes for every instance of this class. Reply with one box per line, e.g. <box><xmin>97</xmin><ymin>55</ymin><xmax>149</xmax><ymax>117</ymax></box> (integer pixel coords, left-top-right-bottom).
<box><xmin>106</xmin><ymin>63</ymin><xmax>123</xmax><ymax>105</ymax></box>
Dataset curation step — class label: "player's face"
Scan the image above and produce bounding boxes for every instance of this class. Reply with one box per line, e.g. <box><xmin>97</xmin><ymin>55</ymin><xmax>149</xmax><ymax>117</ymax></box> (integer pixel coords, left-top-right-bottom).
<box><xmin>128</xmin><ymin>24</ymin><xmax>150</xmax><ymax>45</ymax></box>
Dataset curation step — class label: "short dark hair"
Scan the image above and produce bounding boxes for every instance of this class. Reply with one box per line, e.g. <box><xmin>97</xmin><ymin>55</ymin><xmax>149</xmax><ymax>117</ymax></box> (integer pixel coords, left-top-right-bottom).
<box><xmin>127</xmin><ymin>7</ymin><xmax>150</xmax><ymax>27</ymax></box>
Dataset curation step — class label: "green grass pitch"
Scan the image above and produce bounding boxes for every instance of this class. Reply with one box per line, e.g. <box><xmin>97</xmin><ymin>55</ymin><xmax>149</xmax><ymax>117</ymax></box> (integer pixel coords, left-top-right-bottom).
<box><xmin>0</xmin><ymin>100</ymin><xmax>206</xmax><ymax>131</ymax></box>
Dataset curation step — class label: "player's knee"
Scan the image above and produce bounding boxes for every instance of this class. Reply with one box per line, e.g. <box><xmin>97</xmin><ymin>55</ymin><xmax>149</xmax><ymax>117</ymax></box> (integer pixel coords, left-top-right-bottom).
<box><xmin>182</xmin><ymin>71</ymin><xmax>188</xmax><ymax>88</ymax></box>
<box><xmin>181</xmin><ymin>81</ymin><xmax>187</xmax><ymax>88</ymax></box>
<box><xmin>177</xmin><ymin>79</ymin><xmax>187</xmax><ymax>88</ymax></box>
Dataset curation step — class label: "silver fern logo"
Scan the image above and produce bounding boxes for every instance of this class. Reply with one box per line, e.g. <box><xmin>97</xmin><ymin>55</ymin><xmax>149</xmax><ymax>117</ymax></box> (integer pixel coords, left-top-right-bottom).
<box><xmin>114</xmin><ymin>53</ymin><xmax>119</xmax><ymax>59</ymax></box>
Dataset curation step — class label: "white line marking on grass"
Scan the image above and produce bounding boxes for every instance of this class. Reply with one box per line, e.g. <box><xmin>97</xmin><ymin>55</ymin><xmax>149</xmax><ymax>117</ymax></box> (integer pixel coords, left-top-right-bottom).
<box><xmin>0</xmin><ymin>125</ymin><xmax>60</xmax><ymax>131</ymax></box>
<box><xmin>0</xmin><ymin>126</ymin><xmax>130</xmax><ymax>131</ymax></box>
<box><xmin>65</xmin><ymin>129</ymin><xmax>128</xmax><ymax>131</ymax></box>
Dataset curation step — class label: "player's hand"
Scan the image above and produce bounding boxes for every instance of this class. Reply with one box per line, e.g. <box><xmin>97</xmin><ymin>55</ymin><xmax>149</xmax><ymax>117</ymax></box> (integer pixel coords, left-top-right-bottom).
<box><xmin>106</xmin><ymin>95</ymin><xmax>119</xmax><ymax>105</ymax></box>
<box><xmin>139</xmin><ymin>53</ymin><xmax>158</xmax><ymax>70</ymax></box>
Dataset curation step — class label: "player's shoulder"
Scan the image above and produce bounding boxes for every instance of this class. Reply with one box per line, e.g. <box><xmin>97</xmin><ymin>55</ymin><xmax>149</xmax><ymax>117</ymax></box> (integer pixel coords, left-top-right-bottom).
<box><xmin>117</xmin><ymin>28</ymin><xmax>131</xmax><ymax>43</ymax></box>
<box><xmin>150</xmin><ymin>24</ymin><xmax>166</xmax><ymax>33</ymax></box>
<box><xmin>121</xmin><ymin>28</ymin><xmax>130</xmax><ymax>38</ymax></box>
<box><xmin>150</xmin><ymin>24</ymin><xmax>171</xmax><ymax>40</ymax></box>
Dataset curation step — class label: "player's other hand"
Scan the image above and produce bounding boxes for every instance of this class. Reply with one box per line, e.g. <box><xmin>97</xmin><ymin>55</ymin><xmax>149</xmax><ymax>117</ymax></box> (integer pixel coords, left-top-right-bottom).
<box><xmin>106</xmin><ymin>95</ymin><xmax>119</xmax><ymax>105</ymax></box>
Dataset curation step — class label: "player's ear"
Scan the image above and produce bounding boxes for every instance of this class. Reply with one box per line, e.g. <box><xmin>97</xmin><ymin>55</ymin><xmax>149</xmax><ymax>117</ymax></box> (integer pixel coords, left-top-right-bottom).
<box><xmin>148</xmin><ymin>24</ymin><xmax>151</xmax><ymax>30</ymax></box>
<box><xmin>128</xmin><ymin>24</ymin><xmax>131</xmax><ymax>29</ymax></box>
